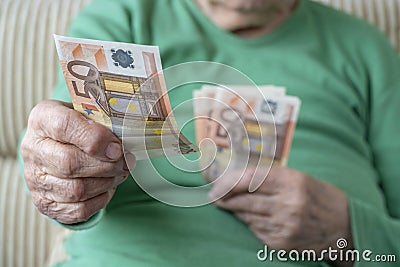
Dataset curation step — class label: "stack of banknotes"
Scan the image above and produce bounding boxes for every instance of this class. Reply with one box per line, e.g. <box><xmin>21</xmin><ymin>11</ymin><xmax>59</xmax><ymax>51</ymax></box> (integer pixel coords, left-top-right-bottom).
<box><xmin>193</xmin><ymin>85</ymin><xmax>301</xmax><ymax>180</ymax></box>
<box><xmin>54</xmin><ymin>36</ymin><xmax>301</xmax><ymax>177</ymax></box>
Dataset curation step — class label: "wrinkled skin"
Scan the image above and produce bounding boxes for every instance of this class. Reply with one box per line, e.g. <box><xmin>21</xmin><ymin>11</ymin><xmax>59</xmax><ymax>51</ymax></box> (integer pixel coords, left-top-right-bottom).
<box><xmin>210</xmin><ymin>167</ymin><xmax>354</xmax><ymax>267</ymax></box>
<box><xmin>195</xmin><ymin>0</ymin><xmax>297</xmax><ymax>37</ymax></box>
<box><xmin>21</xmin><ymin>100</ymin><xmax>136</xmax><ymax>224</ymax></box>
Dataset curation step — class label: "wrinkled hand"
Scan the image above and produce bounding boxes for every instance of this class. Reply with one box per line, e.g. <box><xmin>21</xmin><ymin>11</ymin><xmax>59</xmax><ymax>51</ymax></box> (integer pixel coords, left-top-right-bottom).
<box><xmin>21</xmin><ymin>100</ymin><xmax>136</xmax><ymax>224</ymax></box>
<box><xmin>209</xmin><ymin>166</ymin><xmax>352</xmax><ymax>255</ymax></box>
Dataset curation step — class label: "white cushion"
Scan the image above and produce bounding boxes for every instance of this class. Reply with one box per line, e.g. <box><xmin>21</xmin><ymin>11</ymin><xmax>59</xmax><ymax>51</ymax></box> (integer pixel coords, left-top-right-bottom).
<box><xmin>0</xmin><ymin>0</ymin><xmax>92</xmax><ymax>157</ymax></box>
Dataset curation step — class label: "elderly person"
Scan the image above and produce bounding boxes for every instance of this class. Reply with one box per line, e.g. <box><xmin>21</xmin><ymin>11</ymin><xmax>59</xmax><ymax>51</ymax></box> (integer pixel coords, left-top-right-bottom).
<box><xmin>20</xmin><ymin>0</ymin><xmax>400</xmax><ymax>266</ymax></box>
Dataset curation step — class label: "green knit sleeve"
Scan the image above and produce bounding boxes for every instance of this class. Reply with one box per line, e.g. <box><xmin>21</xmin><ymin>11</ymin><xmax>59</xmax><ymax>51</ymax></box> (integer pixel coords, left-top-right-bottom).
<box><xmin>348</xmin><ymin>28</ymin><xmax>400</xmax><ymax>266</ymax></box>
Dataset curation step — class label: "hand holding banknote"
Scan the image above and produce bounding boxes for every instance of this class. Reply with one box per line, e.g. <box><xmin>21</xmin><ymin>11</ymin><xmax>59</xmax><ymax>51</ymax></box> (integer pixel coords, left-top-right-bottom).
<box><xmin>196</xmin><ymin>86</ymin><xmax>352</xmax><ymax>257</ymax></box>
<box><xmin>53</xmin><ymin>35</ymin><xmax>197</xmax><ymax>160</ymax></box>
<box><xmin>193</xmin><ymin>85</ymin><xmax>300</xmax><ymax>184</ymax></box>
<box><xmin>21</xmin><ymin>100</ymin><xmax>136</xmax><ymax>224</ymax></box>
<box><xmin>20</xmin><ymin>35</ymin><xmax>200</xmax><ymax>224</ymax></box>
<box><xmin>209</xmin><ymin>166</ymin><xmax>352</xmax><ymax>255</ymax></box>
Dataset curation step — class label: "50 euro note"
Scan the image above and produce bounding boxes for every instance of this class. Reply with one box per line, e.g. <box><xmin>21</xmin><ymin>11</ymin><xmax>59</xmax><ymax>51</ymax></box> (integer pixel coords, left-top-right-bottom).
<box><xmin>193</xmin><ymin>85</ymin><xmax>300</xmax><ymax>180</ymax></box>
<box><xmin>54</xmin><ymin>35</ymin><xmax>197</xmax><ymax>160</ymax></box>
<box><xmin>193</xmin><ymin>85</ymin><xmax>287</xmax><ymax>146</ymax></box>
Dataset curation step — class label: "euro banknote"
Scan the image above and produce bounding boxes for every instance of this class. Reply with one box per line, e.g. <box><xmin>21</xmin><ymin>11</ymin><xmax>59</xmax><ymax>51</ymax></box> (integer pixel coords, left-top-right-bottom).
<box><xmin>193</xmin><ymin>85</ymin><xmax>301</xmax><ymax>180</ymax></box>
<box><xmin>54</xmin><ymin>35</ymin><xmax>197</xmax><ymax>160</ymax></box>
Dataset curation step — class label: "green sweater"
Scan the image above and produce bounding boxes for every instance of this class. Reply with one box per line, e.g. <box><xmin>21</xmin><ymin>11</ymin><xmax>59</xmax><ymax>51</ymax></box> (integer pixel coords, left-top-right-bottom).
<box><xmin>45</xmin><ymin>0</ymin><xmax>400</xmax><ymax>266</ymax></box>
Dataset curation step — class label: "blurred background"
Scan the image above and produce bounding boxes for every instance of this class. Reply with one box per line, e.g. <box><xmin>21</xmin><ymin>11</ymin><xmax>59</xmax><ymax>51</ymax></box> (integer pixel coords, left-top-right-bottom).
<box><xmin>0</xmin><ymin>0</ymin><xmax>398</xmax><ymax>267</ymax></box>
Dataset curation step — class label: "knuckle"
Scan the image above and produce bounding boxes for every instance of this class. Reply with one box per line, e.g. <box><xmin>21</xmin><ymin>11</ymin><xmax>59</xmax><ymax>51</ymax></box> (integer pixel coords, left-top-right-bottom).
<box><xmin>56</xmin><ymin>109</ymin><xmax>75</xmax><ymax>137</ymax></box>
<box><xmin>250</xmin><ymin>216</ymin><xmax>263</xmax><ymax>229</ymax></box>
<box><xmin>99</xmin><ymin>162</ymin><xmax>119</xmax><ymax>176</ymax></box>
<box><xmin>250</xmin><ymin>197</ymin><xmax>264</xmax><ymax>213</ymax></box>
<box><xmin>33</xmin><ymin>193</ymin><xmax>57</xmax><ymax>218</ymax></box>
<box><xmin>268</xmin><ymin>221</ymin><xmax>284</xmax><ymax>234</ymax></box>
<box><xmin>33</xmin><ymin>170</ymin><xmax>53</xmax><ymax>192</ymax></box>
<box><xmin>66</xmin><ymin>154</ymin><xmax>81</xmax><ymax>177</ymax></box>
<box><xmin>51</xmin><ymin>108</ymin><xmax>81</xmax><ymax>143</ymax></box>
<box><xmin>57</xmin><ymin>149</ymin><xmax>81</xmax><ymax>177</ymax></box>
<box><xmin>285</xmin><ymin>201</ymin><xmax>307</xmax><ymax>232</ymax></box>
<box><xmin>84</xmin><ymin>137</ymin><xmax>101</xmax><ymax>156</ymax></box>
<box><xmin>74</xmin><ymin>204</ymin><xmax>92</xmax><ymax>222</ymax></box>
<box><xmin>28</xmin><ymin>101</ymin><xmax>55</xmax><ymax>132</ymax></box>
<box><xmin>81</xmin><ymin>124</ymin><xmax>109</xmax><ymax>156</ymax></box>
<box><xmin>27</xmin><ymin>102</ymin><xmax>44</xmax><ymax>126</ymax></box>
<box><xmin>52</xmin><ymin>203</ymin><xmax>88</xmax><ymax>225</ymax></box>
<box><xmin>68</xmin><ymin>180</ymin><xmax>86</xmax><ymax>202</ymax></box>
<box><xmin>286</xmin><ymin>216</ymin><xmax>303</xmax><ymax>239</ymax></box>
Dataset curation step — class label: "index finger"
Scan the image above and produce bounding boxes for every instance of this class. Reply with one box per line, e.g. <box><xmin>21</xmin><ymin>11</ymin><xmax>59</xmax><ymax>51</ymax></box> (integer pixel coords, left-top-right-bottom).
<box><xmin>30</xmin><ymin>100</ymin><xmax>122</xmax><ymax>162</ymax></box>
<box><xmin>208</xmin><ymin>167</ymin><xmax>255</xmax><ymax>201</ymax></box>
<box><xmin>209</xmin><ymin>166</ymin><xmax>279</xmax><ymax>201</ymax></box>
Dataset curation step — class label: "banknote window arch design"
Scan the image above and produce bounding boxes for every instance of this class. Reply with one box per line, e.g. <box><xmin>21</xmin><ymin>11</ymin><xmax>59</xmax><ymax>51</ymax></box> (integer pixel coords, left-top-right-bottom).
<box><xmin>97</xmin><ymin>72</ymin><xmax>166</xmax><ymax>121</ymax></box>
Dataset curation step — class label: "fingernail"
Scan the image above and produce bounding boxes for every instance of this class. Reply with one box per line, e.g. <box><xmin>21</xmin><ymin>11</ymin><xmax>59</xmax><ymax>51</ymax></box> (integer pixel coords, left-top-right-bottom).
<box><xmin>105</xmin><ymin>142</ymin><xmax>122</xmax><ymax>160</ymax></box>
<box><xmin>124</xmin><ymin>153</ymin><xmax>136</xmax><ymax>171</ymax></box>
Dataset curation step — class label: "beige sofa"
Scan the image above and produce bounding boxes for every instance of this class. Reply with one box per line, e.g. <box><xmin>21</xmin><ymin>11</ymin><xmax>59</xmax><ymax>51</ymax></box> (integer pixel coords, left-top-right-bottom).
<box><xmin>0</xmin><ymin>1</ymin><xmax>399</xmax><ymax>267</ymax></box>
